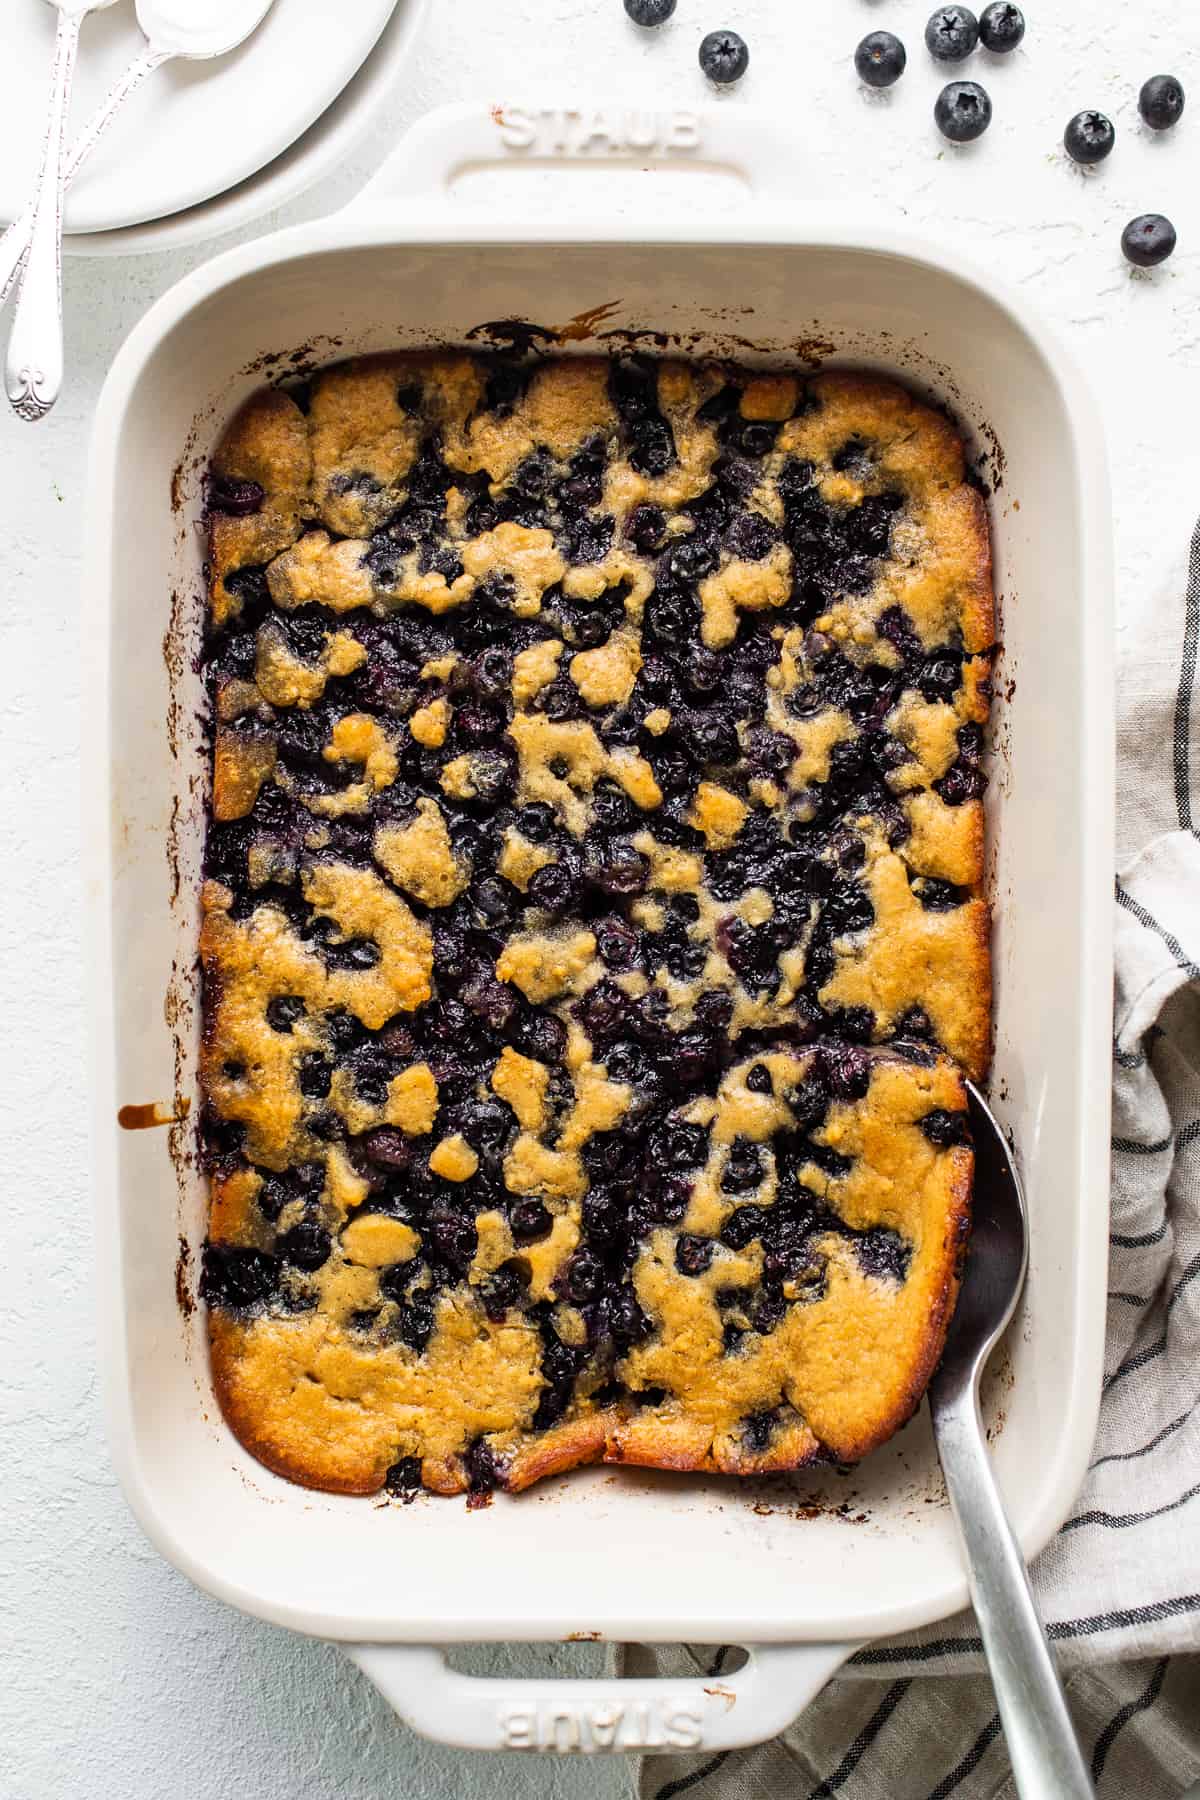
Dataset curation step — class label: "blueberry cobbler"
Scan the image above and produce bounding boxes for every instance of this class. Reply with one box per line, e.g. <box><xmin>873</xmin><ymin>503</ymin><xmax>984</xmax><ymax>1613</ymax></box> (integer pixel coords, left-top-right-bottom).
<box><xmin>197</xmin><ymin>355</ymin><xmax>993</xmax><ymax>1499</ymax></box>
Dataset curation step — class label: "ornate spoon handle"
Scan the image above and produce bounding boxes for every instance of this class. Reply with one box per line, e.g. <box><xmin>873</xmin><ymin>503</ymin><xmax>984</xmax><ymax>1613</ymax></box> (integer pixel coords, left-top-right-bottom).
<box><xmin>5</xmin><ymin>7</ymin><xmax>84</xmax><ymax>421</ymax></box>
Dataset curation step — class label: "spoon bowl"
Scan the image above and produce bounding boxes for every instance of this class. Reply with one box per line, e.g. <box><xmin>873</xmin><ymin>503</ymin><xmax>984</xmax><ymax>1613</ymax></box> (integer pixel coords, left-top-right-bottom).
<box><xmin>931</xmin><ymin>1080</ymin><xmax>1028</xmax><ymax>1400</ymax></box>
<box><xmin>135</xmin><ymin>0</ymin><xmax>275</xmax><ymax>60</ymax></box>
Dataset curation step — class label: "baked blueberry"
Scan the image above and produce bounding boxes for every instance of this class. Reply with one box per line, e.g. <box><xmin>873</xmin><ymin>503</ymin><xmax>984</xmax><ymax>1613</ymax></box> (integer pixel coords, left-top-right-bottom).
<box><xmin>627</xmin><ymin>503</ymin><xmax>667</xmax><ymax>554</ymax></box>
<box><xmin>517</xmin><ymin>802</ymin><xmax>557</xmax><ymax>842</ymax></box>
<box><xmin>1138</xmin><ymin>75</ymin><xmax>1185</xmax><ymax>131</ymax></box>
<box><xmin>396</xmin><ymin>1298</ymin><xmax>436</xmax><ymax>1354</ymax></box>
<box><xmin>1121</xmin><ymin>214</ymin><xmax>1176</xmax><ymax>267</ymax></box>
<box><xmin>822</xmin><ymin>1043</ymin><xmax>872</xmax><ymax>1101</ymax></box>
<box><xmin>720</xmin><ymin>1205</ymin><xmax>766</xmax><ymax>1250</ymax></box>
<box><xmin>277</xmin><ymin>1220</ymin><xmax>332</xmax><ymax>1271</ymax></box>
<box><xmin>925</xmin><ymin>6</ymin><xmax>979</xmax><ymax>60</ymax></box>
<box><xmin>1064</xmin><ymin>110</ymin><xmax>1115</xmax><ymax>165</ymax></box>
<box><xmin>610</xmin><ymin>1287</ymin><xmax>652</xmax><ymax>1346</ymax></box>
<box><xmin>512</xmin><ymin>1009</ymin><xmax>567</xmax><ymax>1065</ymax></box>
<box><xmin>855</xmin><ymin>30</ymin><xmax>907</xmax><ymax>89</ymax></box>
<box><xmin>675</xmin><ymin>1233</ymin><xmax>714</xmax><ymax>1276</ymax></box>
<box><xmin>855</xmin><ymin>1227</ymin><xmax>911</xmax><ymax>1283</ymax></box>
<box><xmin>978</xmin><ymin>2</ymin><xmax>1023</xmax><ymax>51</ymax></box>
<box><xmin>384</xmin><ymin>1456</ymin><xmax>422</xmax><ymax>1495</ymax></box>
<box><xmin>721</xmin><ymin>1139</ymin><xmax>765</xmax><ymax>1193</ymax></box>
<box><xmin>266</xmin><ymin>995</ymin><xmax>306</xmax><ymax>1032</ymax></box>
<box><xmin>624</xmin><ymin>0</ymin><xmax>675</xmax><ymax>20</ymax></box>
<box><xmin>564</xmin><ymin>1250</ymin><xmax>605</xmax><ymax>1303</ymax></box>
<box><xmin>699</xmin><ymin>29</ymin><xmax>749</xmax><ymax>84</ymax></box>
<box><xmin>297</xmin><ymin>1053</ymin><xmax>332</xmax><ymax>1099</ymax></box>
<box><xmin>935</xmin><ymin>79</ymin><xmax>992</xmax><ymax>140</ymax></box>
<box><xmin>528</xmin><ymin>860</ymin><xmax>580</xmax><ymax>914</ymax></box>
<box><xmin>655</xmin><ymin>1119</ymin><xmax>710</xmax><ymax>1168</ymax></box>
<box><xmin>199</xmin><ymin>1244</ymin><xmax>279</xmax><ymax>1310</ymax></box>
<box><xmin>630</xmin><ymin>416</ymin><xmax>676</xmax><ymax>476</ymax></box>
<box><xmin>510</xmin><ymin>1199</ymin><xmax>554</xmax><ymax>1244</ymax></box>
<box><xmin>919</xmin><ymin>1108</ymin><xmax>972</xmax><ymax>1147</ymax></box>
<box><xmin>207</xmin><ymin>474</ymin><xmax>265</xmax><ymax>517</ymax></box>
<box><xmin>362</xmin><ymin>1128</ymin><xmax>414</xmax><ymax>1171</ymax></box>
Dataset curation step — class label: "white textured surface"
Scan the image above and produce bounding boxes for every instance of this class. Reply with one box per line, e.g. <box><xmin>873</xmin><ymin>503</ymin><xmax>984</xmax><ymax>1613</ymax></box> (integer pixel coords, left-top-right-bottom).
<box><xmin>0</xmin><ymin>2</ymin><xmax>1196</xmax><ymax>1796</ymax></box>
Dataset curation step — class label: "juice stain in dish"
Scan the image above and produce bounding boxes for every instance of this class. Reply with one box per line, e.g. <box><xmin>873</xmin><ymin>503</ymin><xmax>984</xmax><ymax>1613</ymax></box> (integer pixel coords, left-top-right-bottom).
<box><xmin>195</xmin><ymin>353</ymin><xmax>993</xmax><ymax>1500</ymax></box>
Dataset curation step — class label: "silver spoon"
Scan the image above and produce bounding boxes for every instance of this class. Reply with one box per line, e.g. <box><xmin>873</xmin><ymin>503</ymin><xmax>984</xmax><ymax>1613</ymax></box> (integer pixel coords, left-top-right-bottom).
<box><xmin>929</xmin><ymin>1084</ymin><xmax>1095</xmax><ymax>1799</ymax></box>
<box><xmin>5</xmin><ymin>0</ymin><xmax>121</xmax><ymax>422</ymax></box>
<box><xmin>3</xmin><ymin>0</ymin><xmax>274</xmax><ymax>421</ymax></box>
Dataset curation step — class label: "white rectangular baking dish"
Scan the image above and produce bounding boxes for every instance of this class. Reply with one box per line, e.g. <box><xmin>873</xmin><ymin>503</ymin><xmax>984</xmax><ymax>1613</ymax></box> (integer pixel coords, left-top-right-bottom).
<box><xmin>83</xmin><ymin>103</ymin><xmax>1114</xmax><ymax>1755</ymax></box>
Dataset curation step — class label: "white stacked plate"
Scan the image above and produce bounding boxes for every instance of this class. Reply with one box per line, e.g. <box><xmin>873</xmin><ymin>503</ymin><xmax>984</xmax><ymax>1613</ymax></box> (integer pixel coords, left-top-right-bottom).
<box><xmin>0</xmin><ymin>0</ymin><xmax>428</xmax><ymax>254</ymax></box>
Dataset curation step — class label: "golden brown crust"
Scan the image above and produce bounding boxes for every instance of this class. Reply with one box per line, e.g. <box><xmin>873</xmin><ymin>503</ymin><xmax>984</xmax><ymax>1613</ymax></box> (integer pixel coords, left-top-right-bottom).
<box><xmin>209</xmin><ymin>1314</ymin><xmax>386</xmax><ymax>1496</ymax></box>
<box><xmin>209</xmin><ymin>391</ymin><xmax>312</xmax><ymax>628</ymax></box>
<box><xmin>504</xmin><ymin>1411</ymin><xmax>613</xmax><ymax>1492</ymax></box>
<box><xmin>197</xmin><ymin>352</ymin><xmax>992</xmax><ymax>1500</ymax></box>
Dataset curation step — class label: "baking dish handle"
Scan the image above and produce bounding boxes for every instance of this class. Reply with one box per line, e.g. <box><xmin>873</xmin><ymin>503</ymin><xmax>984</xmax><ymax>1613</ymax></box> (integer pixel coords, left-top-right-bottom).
<box><xmin>344</xmin><ymin>99</ymin><xmax>805</xmax><ymax>226</ymax></box>
<box><xmin>347</xmin><ymin>1640</ymin><xmax>858</xmax><ymax>1754</ymax></box>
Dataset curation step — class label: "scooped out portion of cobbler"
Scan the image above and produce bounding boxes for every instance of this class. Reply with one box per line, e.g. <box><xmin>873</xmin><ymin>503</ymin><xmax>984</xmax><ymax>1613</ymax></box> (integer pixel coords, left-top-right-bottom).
<box><xmin>197</xmin><ymin>353</ymin><xmax>992</xmax><ymax>1499</ymax></box>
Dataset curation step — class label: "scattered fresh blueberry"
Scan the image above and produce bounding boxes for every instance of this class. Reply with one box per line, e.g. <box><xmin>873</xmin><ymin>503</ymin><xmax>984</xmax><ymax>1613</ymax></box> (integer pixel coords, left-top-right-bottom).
<box><xmin>855</xmin><ymin>31</ymin><xmax>907</xmax><ymax>89</ymax></box>
<box><xmin>624</xmin><ymin>0</ymin><xmax>675</xmax><ymax>21</ymax></box>
<box><xmin>978</xmin><ymin>2</ymin><xmax>1024</xmax><ymax>52</ymax></box>
<box><xmin>935</xmin><ymin>80</ymin><xmax>992</xmax><ymax>141</ymax></box>
<box><xmin>1064</xmin><ymin>110</ymin><xmax>1115</xmax><ymax>165</ymax></box>
<box><xmin>1121</xmin><ymin>214</ymin><xmax>1176</xmax><ymax>268</ymax></box>
<box><xmin>925</xmin><ymin>6</ymin><xmax>979</xmax><ymax>61</ymax></box>
<box><xmin>699</xmin><ymin>29</ymin><xmax>749</xmax><ymax>85</ymax></box>
<box><xmin>1138</xmin><ymin>75</ymin><xmax>1185</xmax><ymax>131</ymax></box>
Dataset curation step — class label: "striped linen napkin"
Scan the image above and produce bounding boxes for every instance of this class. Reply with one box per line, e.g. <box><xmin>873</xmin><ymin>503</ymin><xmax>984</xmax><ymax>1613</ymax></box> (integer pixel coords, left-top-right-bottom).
<box><xmin>627</xmin><ymin>525</ymin><xmax>1200</xmax><ymax>1798</ymax></box>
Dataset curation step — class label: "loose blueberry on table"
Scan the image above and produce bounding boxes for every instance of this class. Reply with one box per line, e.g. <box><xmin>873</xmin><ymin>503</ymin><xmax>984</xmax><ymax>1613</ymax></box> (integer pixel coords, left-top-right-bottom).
<box><xmin>196</xmin><ymin>351</ymin><xmax>993</xmax><ymax>1501</ymax></box>
<box><xmin>1064</xmin><ymin>110</ymin><xmax>1115</xmax><ymax>165</ymax></box>
<box><xmin>925</xmin><ymin>5</ymin><xmax>980</xmax><ymax>62</ymax></box>
<box><xmin>1121</xmin><ymin>214</ymin><xmax>1176</xmax><ymax>267</ymax></box>
<box><xmin>935</xmin><ymin>79</ymin><xmax>993</xmax><ymax>141</ymax></box>
<box><xmin>978</xmin><ymin>2</ymin><xmax>1024</xmax><ymax>51</ymax></box>
<box><xmin>1138</xmin><ymin>74</ymin><xmax>1185</xmax><ymax>131</ymax></box>
<box><xmin>623</xmin><ymin>0</ymin><xmax>676</xmax><ymax>25</ymax></box>
<box><xmin>855</xmin><ymin>31</ymin><xmax>907</xmax><ymax>90</ymax></box>
<box><xmin>699</xmin><ymin>28</ymin><xmax>749</xmax><ymax>85</ymax></box>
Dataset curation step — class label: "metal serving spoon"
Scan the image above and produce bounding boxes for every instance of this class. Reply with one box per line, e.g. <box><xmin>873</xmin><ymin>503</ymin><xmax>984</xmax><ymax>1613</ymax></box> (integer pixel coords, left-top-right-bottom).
<box><xmin>3</xmin><ymin>0</ymin><xmax>274</xmax><ymax>422</ymax></box>
<box><xmin>929</xmin><ymin>1085</ymin><xmax>1095</xmax><ymax>1799</ymax></box>
<box><xmin>5</xmin><ymin>0</ymin><xmax>121</xmax><ymax>422</ymax></box>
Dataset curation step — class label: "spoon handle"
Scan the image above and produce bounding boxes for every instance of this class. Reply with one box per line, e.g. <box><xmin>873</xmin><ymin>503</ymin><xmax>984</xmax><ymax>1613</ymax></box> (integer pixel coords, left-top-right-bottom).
<box><xmin>0</xmin><ymin>46</ymin><xmax>173</xmax><ymax>312</ymax></box>
<box><xmin>64</xmin><ymin>45</ymin><xmax>173</xmax><ymax>188</ymax></box>
<box><xmin>5</xmin><ymin>7</ymin><xmax>84</xmax><ymax>421</ymax></box>
<box><xmin>931</xmin><ymin>1383</ymin><xmax>1095</xmax><ymax>1798</ymax></box>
